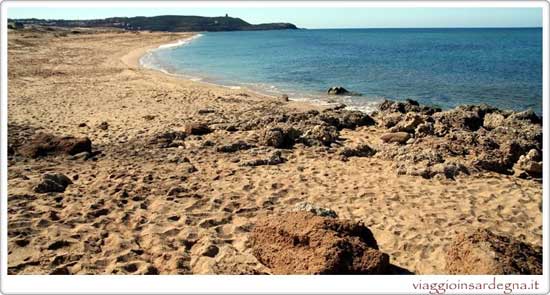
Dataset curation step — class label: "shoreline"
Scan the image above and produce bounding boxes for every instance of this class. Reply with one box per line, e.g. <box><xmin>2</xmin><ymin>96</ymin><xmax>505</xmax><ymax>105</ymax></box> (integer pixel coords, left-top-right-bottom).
<box><xmin>132</xmin><ymin>33</ymin><xmax>379</xmax><ymax>113</ymax></box>
<box><xmin>7</xmin><ymin>28</ymin><xmax>542</xmax><ymax>275</ymax></box>
<box><xmin>126</xmin><ymin>33</ymin><xmax>325</xmax><ymax>113</ymax></box>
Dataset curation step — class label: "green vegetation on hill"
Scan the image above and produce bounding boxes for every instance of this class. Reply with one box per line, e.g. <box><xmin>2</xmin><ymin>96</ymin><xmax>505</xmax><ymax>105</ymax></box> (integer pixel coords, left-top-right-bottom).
<box><xmin>8</xmin><ymin>15</ymin><xmax>298</xmax><ymax>32</ymax></box>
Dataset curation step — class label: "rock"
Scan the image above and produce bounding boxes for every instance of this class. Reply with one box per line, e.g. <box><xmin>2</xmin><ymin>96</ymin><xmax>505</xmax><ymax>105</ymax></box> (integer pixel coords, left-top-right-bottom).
<box><xmin>377</xmin><ymin>113</ymin><xmax>403</xmax><ymax>129</ymax></box>
<box><xmin>389</xmin><ymin>113</ymin><xmax>424</xmax><ymax>133</ymax></box>
<box><xmin>378</xmin><ymin>99</ymin><xmax>438</xmax><ymax>114</ymax></box>
<box><xmin>250</xmin><ymin>211</ymin><xmax>389</xmax><ymax>274</ymax></box>
<box><xmin>414</xmin><ymin>122</ymin><xmax>434</xmax><ymax>137</ymax></box>
<box><xmin>18</xmin><ymin>133</ymin><xmax>92</xmax><ymax>158</ymax></box>
<box><xmin>197</xmin><ymin>109</ymin><xmax>215</xmax><ymax>114</ymax></box>
<box><xmin>280</xmin><ymin>94</ymin><xmax>289</xmax><ymax>102</ymax></box>
<box><xmin>380</xmin><ymin>132</ymin><xmax>411</xmax><ymax>144</ymax></box>
<box><xmin>243</xmin><ymin>151</ymin><xmax>286</xmax><ymax>167</ymax></box>
<box><xmin>446</xmin><ymin>228</ymin><xmax>542</xmax><ymax>274</ymax></box>
<box><xmin>67</xmin><ymin>151</ymin><xmax>91</xmax><ymax>160</ymax></box>
<box><xmin>216</xmin><ymin>141</ymin><xmax>254</xmax><ymax>153</ymax></box>
<box><xmin>149</xmin><ymin>131</ymin><xmax>186</xmax><ymax>148</ymax></box>
<box><xmin>319</xmin><ymin>110</ymin><xmax>375</xmax><ymax>130</ymax></box>
<box><xmin>301</xmin><ymin>125</ymin><xmax>339</xmax><ymax>146</ymax></box>
<box><xmin>327</xmin><ymin>86</ymin><xmax>350</xmax><ymax>95</ymax></box>
<box><xmin>329</xmin><ymin>103</ymin><xmax>347</xmax><ymax>110</ymax></box>
<box><xmin>340</xmin><ymin>144</ymin><xmax>376</xmax><ymax>158</ymax></box>
<box><xmin>202</xmin><ymin>245</ymin><xmax>220</xmax><ymax>258</ymax></box>
<box><xmin>97</xmin><ymin>121</ymin><xmax>109</xmax><ymax>130</ymax></box>
<box><xmin>142</xmin><ymin>115</ymin><xmax>156</xmax><ymax>120</ymax></box>
<box><xmin>483</xmin><ymin>113</ymin><xmax>505</xmax><ymax>130</ymax></box>
<box><xmin>292</xmin><ymin>202</ymin><xmax>337</xmax><ymax>218</ymax></box>
<box><xmin>514</xmin><ymin>149</ymin><xmax>542</xmax><ymax>177</ymax></box>
<box><xmin>508</xmin><ymin>109</ymin><xmax>541</xmax><ymax>124</ymax></box>
<box><xmin>184</xmin><ymin>123</ymin><xmax>212</xmax><ymax>136</ymax></box>
<box><xmin>34</xmin><ymin>173</ymin><xmax>72</xmax><ymax>193</ymax></box>
<box><xmin>259</xmin><ymin>126</ymin><xmax>301</xmax><ymax>148</ymax></box>
<box><xmin>78</xmin><ymin>123</ymin><xmax>87</xmax><ymax>127</ymax></box>
<box><xmin>433</xmin><ymin>109</ymin><xmax>483</xmax><ymax>134</ymax></box>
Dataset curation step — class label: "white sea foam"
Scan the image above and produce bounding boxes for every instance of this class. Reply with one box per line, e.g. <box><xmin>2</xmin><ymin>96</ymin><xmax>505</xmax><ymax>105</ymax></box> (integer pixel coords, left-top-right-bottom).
<box><xmin>156</xmin><ymin>34</ymin><xmax>203</xmax><ymax>50</ymax></box>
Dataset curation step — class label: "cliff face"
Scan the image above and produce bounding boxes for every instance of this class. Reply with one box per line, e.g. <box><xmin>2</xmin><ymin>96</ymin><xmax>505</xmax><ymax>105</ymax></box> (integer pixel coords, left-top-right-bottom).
<box><xmin>9</xmin><ymin>15</ymin><xmax>298</xmax><ymax>32</ymax></box>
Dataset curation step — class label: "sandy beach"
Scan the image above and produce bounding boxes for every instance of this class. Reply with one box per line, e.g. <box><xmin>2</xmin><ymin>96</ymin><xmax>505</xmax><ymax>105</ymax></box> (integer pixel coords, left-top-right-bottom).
<box><xmin>7</xmin><ymin>28</ymin><xmax>542</xmax><ymax>275</ymax></box>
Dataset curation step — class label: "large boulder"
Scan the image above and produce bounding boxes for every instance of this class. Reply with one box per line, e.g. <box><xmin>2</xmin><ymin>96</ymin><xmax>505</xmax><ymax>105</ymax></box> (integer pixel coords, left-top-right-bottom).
<box><xmin>250</xmin><ymin>211</ymin><xmax>389</xmax><ymax>274</ymax></box>
<box><xmin>446</xmin><ymin>229</ymin><xmax>542</xmax><ymax>275</ymax></box>
<box><xmin>18</xmin><ymin>133</ymin><xmax>92</xmax><ymax>158</ymax></box>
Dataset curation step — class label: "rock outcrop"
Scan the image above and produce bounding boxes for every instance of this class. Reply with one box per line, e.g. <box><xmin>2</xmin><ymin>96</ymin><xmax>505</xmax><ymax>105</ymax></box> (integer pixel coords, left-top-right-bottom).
<box><xmin>250</xmin><ymin>211</ymin><xmax>389</xmax><ymax>274</ymax></box>
<box><xmin>18</xmin><ymin>133</ymin><xmax>92</xmax><ymax>158</ymax></box>
<box><xmin>446</xmin><ymin>229</ymin><xmax>542</xmax><ymax>275</ymax></box>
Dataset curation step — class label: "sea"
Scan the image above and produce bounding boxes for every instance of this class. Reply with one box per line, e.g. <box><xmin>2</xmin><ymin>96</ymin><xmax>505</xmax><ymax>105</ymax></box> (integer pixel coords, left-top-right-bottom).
<box><xmin>140</xmin><ymin>28</ymin><xmax>542</xmax><ymax>114</ymax></box>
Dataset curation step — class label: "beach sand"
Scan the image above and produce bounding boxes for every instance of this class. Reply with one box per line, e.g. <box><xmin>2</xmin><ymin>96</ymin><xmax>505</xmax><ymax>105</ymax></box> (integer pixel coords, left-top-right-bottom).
<box><xmin>7</xmin><ymin>28</ymin><xmax>542</xmax><ymax>274</ymax></box>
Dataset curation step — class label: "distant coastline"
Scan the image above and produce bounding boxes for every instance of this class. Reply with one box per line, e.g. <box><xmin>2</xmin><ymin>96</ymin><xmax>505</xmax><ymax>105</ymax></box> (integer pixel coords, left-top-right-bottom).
<box><xmin>8</xmin><ymin>15</ymin><xmax>298</xmax><ymax>32</ymax></box>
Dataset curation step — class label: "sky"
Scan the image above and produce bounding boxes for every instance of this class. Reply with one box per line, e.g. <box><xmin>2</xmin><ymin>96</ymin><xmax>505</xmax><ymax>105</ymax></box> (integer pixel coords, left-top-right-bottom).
<box><xmin>8</xmin><ymin>7</ymin><xmax>542</xmax><ymax>29</ymax></box>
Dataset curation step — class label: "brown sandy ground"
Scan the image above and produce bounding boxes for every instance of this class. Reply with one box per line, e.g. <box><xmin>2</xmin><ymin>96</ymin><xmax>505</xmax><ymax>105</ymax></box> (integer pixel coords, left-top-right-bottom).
<box><xmin>7</xmin><ymin>27</ymin><xmax>542</xmax><ymax>274</ymax></box>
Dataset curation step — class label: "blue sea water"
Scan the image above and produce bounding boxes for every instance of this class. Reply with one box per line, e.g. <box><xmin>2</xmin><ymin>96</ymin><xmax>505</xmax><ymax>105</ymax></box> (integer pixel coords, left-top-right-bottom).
<box><xmin>141</xmin><ymin>28</ymin><xmax>542</xmax><ymax>113</ymax></box>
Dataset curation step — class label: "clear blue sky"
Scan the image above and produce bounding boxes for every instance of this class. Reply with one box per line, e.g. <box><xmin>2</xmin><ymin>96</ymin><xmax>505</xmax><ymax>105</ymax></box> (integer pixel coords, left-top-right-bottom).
<box><xmin>8</xmin><ymin>7</ymin><xmax>542</xmax><ymax>28</ymax></box>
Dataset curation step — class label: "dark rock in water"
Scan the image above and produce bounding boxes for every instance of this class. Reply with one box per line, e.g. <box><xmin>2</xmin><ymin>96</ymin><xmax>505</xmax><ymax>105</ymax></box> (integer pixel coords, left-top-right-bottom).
<box><xmin>259</xmin><ymin>126</ymin><xmax>301</xmax><ymax>148</ymax></box>
<box><xmin>250</xmin><ymin>211</ymin><xmax>389</xmax><ymax>274</ymax></box>
<box><xmin>97</xmin><ymin>121</ymin><xmax>109</xmax><ymax>130</ymax></box>
<box><xmin>446</xmin><ymin>228</ymin><xmax>542</xmax><ymax>275</ymax></box>
<box><xmin>327</xmin><ymin>86</ymin><xmax>350</xmax><ymax>95</ymax></box>
<box><xmin>216</xmin><ymin>141</ymin><xmax>254</xmax><ymax>153</ymax></box>
<box><xmin>380</xmin><ymin>132</ymin><xmax>411</xmax><ymax>144</ymax></box>
<box><xmin>340</xmin><ymin>144</ymin><xmax>376</xmax><ymax>158</ymax></box>
<box><xmin>18</xmin><ymin>133</ymin><xmax>92</xmax><ymax>158</ymax></box>
<box><xmin>34</xmin><ymin>173</ymin><xmax>72</xmax><ymax>193</ymax></box>
<box><xmin>184</xmin><ymin>123</ymin><xmax>212</xmax><ymax>135</ymax></box>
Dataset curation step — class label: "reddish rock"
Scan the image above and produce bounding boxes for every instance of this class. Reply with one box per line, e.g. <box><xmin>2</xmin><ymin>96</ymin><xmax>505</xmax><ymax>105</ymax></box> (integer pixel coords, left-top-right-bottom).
<box><xmin>250</xmin><ymin>211</ymin><xmax>389</xmax><ymax>274</ymax></box>
<box><xmin>380</xmin><ymin>132</ymin><xmax>411</xmax><ymax>144</ymax></box>
<box><xmin>183</xmin><ymin>123</ymin><xmax>212</xmax><ymax>136</ymax></box>
<box><xmin>18</xmin><ymin>133</ymin><xmax>92</xmax><ymax>158</ymax></box>
<box><xmin>446</xmin><ymin>228</ymin><xmax>542</xmax><ymax>275</ymax></box>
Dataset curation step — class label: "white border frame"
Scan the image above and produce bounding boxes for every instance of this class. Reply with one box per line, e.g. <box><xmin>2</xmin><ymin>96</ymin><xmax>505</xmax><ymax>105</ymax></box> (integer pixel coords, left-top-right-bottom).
<box><xmin>0</xmin><ymin>1</ymin><xmax>548</xmax><ymax>294</ymax></box>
